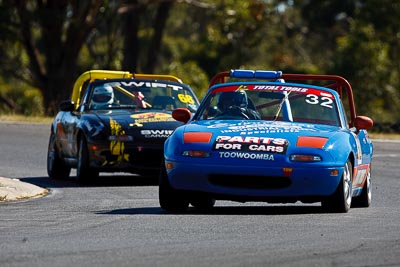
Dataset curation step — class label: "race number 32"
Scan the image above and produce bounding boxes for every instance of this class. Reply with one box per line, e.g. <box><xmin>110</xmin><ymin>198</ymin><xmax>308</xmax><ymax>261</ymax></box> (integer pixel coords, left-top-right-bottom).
<box><xmin>305</xmin><ymin>94</ymin><xmax>333</xmax><ymax>108</ymax></box>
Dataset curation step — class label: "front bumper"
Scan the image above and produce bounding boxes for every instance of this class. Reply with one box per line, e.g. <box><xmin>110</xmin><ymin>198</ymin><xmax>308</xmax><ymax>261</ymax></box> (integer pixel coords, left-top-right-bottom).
<box><xmin>165</xmin><ymin>160</ymin><xmax>344</xmax><ymax>200</ymax></box>
<box><xmin>87</xmin><ymin>141</ymin><xmax>163</xmax><ymax>172</ymax></box>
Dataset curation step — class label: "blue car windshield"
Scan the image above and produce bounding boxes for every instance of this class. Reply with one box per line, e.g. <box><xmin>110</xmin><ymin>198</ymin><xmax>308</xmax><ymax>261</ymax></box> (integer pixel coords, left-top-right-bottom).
<box><xmin>195</xmin><ymin>84</ymin><xmax>341</xmax><ymax>127</ymax></box>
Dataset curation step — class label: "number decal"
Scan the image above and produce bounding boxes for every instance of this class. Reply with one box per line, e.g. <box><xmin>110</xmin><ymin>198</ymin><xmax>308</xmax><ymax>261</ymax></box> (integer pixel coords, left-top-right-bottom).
<box><xmin>305</xmin><ymin>94</ymin><xmax>319</xmax><ymax>105</ymax></box>
<box><xmin>178</xmin><ymin>94</ymin><xmax>195</xmax><ymax>104</ymax></box>
<box><xmin>305</xmin><ymin>94</ymin><xmax>333</xmax><ymax>108</ymax></box>
<box><xmin>320</xmin><ymin>97</ymin><xmax>333</xmax><ymax>108</ymax></box>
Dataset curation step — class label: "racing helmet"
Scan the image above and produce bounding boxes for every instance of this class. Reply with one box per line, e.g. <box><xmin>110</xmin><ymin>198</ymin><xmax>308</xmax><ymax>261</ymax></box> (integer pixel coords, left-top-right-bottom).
<box><xmin>92</xmin><ymin>84</ymin><xmax>114</xmax><ymax>107</ymax></box>
<box><xmin>217</xmin><ymin>90</ymin><xmax>248</xmax><ymax>111</ymax></box>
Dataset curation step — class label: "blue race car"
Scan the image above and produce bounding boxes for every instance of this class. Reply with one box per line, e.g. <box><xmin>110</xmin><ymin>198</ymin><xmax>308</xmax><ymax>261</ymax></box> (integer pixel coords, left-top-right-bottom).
<box><xmin>160</xmin><ymin>70</ymin><xmax>374</xmax><ymax>213</ymax></box>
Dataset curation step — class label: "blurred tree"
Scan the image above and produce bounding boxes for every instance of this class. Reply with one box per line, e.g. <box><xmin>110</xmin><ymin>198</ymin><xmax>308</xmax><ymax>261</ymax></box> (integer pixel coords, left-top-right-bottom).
<box><xmin>0</xmin><ymin>0</ymin><xmax>399</xmax><ymax>124</ymax></box>
<box><xmin>283</xmin><ymin>0</ymin><xmax>400</xmax><ymax>122</ymax></box>
<box><xmin>3</xmin><ymin>0</ymin><xmax>103</xmax><ymax>115</ymax></box>
<box><xmin>85</xmin><ymin>1</ymin><xmax>125</xmax><ymax>70</ymax></box>
<box><xmin>0</xmin><ymin>0</ymin><xmax>188</xmax><ymax>115</ymax></box>
<box><xmin>332</xmin><ymin>1</ymin><xmax>400</xmax><ymax>121</ymax></box>
<box><xmin>119</xmin><ymin>0</ymin><xmax>174</xmax><ymax>73</ymax></box>
<box><xmin>176</xmin><ymin>0</ymin><xmax>271</xmax><ymax>76</ymax></box>
<box><xmin>120</xmin><ymin>0</ymin><xmax>142</xmax><ymax>72</ymax></box>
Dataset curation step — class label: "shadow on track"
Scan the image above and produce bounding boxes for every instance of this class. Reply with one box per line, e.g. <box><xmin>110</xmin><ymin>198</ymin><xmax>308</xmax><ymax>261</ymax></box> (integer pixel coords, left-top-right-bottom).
<box><xmin>20</xmin><ymin>174</ymin><xmax>158</xmax><ymax>189</ymax></box>
<box><xmin>20</xmin><ymin>176</ymin><xmax>325</xmax><ymax>215</ymax></box>
<box><xmin>96</xmin><ymin>204</ymin><xmax>325</xmax><ymax>216</ymax></box>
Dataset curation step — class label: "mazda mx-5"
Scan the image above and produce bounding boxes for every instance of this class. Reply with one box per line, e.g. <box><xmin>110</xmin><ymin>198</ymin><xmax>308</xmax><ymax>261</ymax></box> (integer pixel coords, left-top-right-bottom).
<box><xmin>47</xmin><ymin>70</ymin><xmax>199</xmax><ymax>183</ymax></box>
<box><xmin>161</xmin><ymin>70</ymin><xmax>373</xmax><ymax>213</ymax></box>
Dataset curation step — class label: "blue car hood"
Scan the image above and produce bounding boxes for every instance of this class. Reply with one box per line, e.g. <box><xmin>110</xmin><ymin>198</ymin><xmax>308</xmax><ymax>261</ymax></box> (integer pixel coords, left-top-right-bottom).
<box><xmin>165</xmin><ymin>120</ymin><xmax>353</xmax><ymax>166</ymax></box>
<box><xmin>184</xmin><ymin>120</ymin><xmax>340</xmax><ymax>139</ymax></box>
<box><xmin>177</xmin><ymin>120</ymin><xmax>345</xmax><ymax>154</ymax></box>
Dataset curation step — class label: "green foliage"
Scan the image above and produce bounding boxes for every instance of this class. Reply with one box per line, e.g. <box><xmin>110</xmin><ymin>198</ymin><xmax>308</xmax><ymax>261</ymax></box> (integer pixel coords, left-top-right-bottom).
<box><xmin>333</xmin><ymin>20</ymin><xmax>400</xmax><ymax>122</ymax></box>
<box><xmin>0</xmin><ymin>80</ymin><xmax>44</xmax><ymax>116</ymax></box>
<box><xmin>162</xmin><ymin>61</ymin><xmax>209</xmax><ymax>98</ymax></box>
<box><xmin>0</xmin><ymin>0</ymin><xmax>399</xmax><ymax>128</ymax></box>
<box><xmin>20</xmin><ymin>89</ymin><xmax>45</xmax><ymax>116</ymax></box>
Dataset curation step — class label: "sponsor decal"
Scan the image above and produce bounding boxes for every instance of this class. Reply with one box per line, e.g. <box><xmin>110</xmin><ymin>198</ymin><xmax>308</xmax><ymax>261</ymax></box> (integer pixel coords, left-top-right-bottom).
<box><xmin>351</xmin><ymin>132</ymin><xmax>363</xmax><ymax>165</ymax></box>
<box><xmin>141</xmin><ymin>129</ymin><xmax>174</xmax><ymax>138</ymax></box>
<box><xmin>107</xmin><ymin>81</ymin><xmax>184</xmax><ymax>91</ymax></box>
<box><xmin>207</xmin><ymin>121</ymin><xmax>315</xmax><ymax>134</ymax></box>
<box><xmin>253</xmin><ymin>85</ymin><xmax>309</xmax><ymax>93</ymax></box>
<box><xmin>130</xmin><ymin>112</ymin><xmax>175</xmax><ymax>125</ymax></box>
<box><xmin>236</xmin><ymin>85</ymin><xmax>249</xmax><ymax>91</ymax></box>
<box><xmin>354</xmin><ymin>164</ymin><xmax>370</xmax><ymax>187</ymax></box>
<box><xmin>213</xmin><ymin>135</ymin><xmax>288</xmax><ymax>154</ymax></box>
<box><xmin>218</xmin><ymin>151</ymin><xmax>274</xmax><ymax>161</ymax></box>
<box><xmin>214</xmin><ymin>85</ymin><xmax>333</xmax><ymax>99</ymax></box>
<box><xmin>130</xmin><ymin>122</ymin><xmax>143</xmax><ymax>127</ymax></box>
<box><xmin>250</xmin><ymin>85</ymin><xmax>333</xmax><ymax>98</ymax></box>
<box><xmin>103</xmin><ymin>118</ymin><xmax>130</xmax><ymax>166</ymax></box>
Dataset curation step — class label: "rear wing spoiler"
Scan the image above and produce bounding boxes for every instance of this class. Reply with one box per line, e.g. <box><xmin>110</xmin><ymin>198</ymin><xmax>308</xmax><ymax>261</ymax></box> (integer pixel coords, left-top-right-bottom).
<box><xmin>209</xmin><ymin>69</ymin><xmax>356</xmax><ymax>127</ymax></box>
<box><xmin>71</xmin><ymin>70</ymin><xmax>182</xmax><ymax>108</ymax></box>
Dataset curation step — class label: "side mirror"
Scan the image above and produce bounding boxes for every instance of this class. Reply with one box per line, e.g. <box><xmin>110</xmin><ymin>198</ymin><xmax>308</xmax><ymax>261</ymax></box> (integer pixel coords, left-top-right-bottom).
<box><xmin>172</xmin><ymin>108</ymin><xmax>191</xmax><ymax>123</ymax></box>
<box><xmin>58</xmin><ymin>100</ymin><xmax>75</xmax><ymax>112</ymax></box>
<box><xmin>354</xmin><ymin>116</ymin><xmax>373</xmax><ymax>130</ymax></box>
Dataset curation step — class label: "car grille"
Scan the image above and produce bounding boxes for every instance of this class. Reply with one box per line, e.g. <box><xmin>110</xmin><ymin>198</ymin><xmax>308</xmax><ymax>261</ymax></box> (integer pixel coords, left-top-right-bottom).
<box><xmin>208</xmin><ymin>174</ymin><xmax>291</xmax><ymax>189</ymax></box>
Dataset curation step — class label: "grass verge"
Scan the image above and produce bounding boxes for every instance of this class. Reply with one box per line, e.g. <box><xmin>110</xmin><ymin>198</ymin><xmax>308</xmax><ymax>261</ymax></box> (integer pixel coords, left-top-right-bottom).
<box><xmin>0</xmin><ymin>114</ymin><xmax>53</xmax><ymax>124</ymax></box>
<box><xmin>369</xmin><ymin>133</ymin><xmax>400</xmax><ymax>140</ymax></box>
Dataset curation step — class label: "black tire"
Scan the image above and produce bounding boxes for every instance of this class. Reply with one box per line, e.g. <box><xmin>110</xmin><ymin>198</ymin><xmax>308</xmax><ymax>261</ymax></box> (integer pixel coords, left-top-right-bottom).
<box><xmin>322</xmin><ymin>159</ymin><xmax>353</xmax><ymax>213</ymax></box>
<box><xmin>190</xmin><ymin>196</ymin><xmax>216</xmax><ymax>210</ymax></box>
<box><xmin>76</xmin><ymin>137</ymin><xmax>99</xmax><ymax>184</ymax></box>
<box><xmin>352</xmin><ymin>168</ymin><xmax>371</xmax><ymax>208</ymax></box>
<box><xmin>47</xmin><ymin>133</ymin><xmax>71</xmax><ymax>180</ymax></box>
<box><xmin>159</xmin><ymin>161</ymin><xmax>189</xmax><ymax>212</ymax></box>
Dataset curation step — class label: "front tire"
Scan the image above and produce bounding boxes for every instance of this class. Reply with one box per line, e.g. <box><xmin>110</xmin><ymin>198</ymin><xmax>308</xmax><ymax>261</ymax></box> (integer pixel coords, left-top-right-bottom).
<box><xmin>47</xmin><ymin>133</ymin><xmax>71</xmax><ymax>180</ymax></box>
<box><xmin>190</xmin><ymin>196</ymin><xmax>216</xmax><ymax>210</ymax></box>
<box><xmin>76</xmin><ymin>137</ymin><xmax>98</xmax><ymax>184</ymax></box>
<box><xmin>322</xmin><ymin>159</ymin><xmax>353</xmax><ymax>213</ymax></box>
<box><xmin>159</xmin><ymin>161</ymin><xmax>189</xmax><ymax>212</ymax></box>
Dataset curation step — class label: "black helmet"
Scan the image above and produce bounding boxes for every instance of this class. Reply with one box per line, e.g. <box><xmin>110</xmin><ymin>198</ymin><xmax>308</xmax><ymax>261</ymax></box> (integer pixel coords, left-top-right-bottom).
<box><xmin>217</xmin><ymin>90</ymin><xmax>248</xmax><ymax>111</ymax></box>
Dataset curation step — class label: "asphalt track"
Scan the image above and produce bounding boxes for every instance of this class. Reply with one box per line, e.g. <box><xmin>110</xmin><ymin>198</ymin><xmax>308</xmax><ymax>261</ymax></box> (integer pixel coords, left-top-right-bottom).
<box><xmin>0</xmin><ymin>122</ymin><xmax>400</xmax><ymax>267</ymax></box>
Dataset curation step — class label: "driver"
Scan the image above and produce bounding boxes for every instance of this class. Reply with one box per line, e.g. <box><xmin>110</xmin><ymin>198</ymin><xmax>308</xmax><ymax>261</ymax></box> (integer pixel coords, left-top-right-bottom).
<box><xmin>91</xmin><ymin>84</ymin><xmax>115</xmax><ymax>109</ymax></box>
<box><xmin>217</xmin><ymin>90</ymin><xmax>261</xmax><ymax>119</ymax></box>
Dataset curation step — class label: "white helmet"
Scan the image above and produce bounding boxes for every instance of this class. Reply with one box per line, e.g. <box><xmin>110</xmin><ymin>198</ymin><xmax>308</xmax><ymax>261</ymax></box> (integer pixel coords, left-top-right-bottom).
<box><xmin>92</xmin><ymin>84</ymin><xmax>114</xmax><ymax>108</ymax></box>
